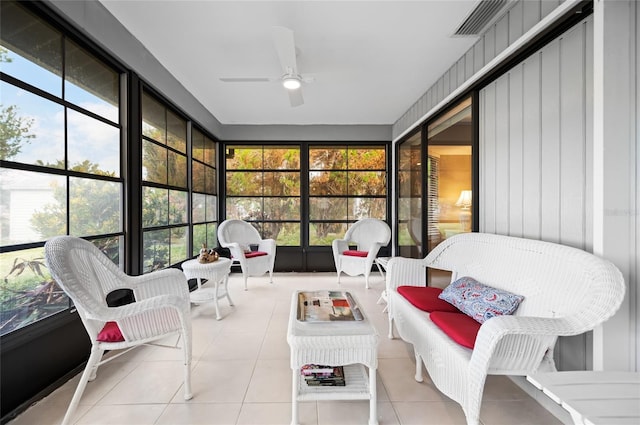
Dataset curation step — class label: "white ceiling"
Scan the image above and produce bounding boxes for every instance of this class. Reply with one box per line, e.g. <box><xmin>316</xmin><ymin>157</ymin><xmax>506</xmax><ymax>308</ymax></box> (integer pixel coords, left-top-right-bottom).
<box><xmin>99</xmin><ymin>1</ymin><xmax>480</xmax><ymax>126</ymax></box>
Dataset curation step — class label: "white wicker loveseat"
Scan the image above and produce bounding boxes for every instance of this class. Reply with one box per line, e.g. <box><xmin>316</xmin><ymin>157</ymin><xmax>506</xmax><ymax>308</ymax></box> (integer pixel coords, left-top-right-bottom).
<box><xmin>386</xmin><ymin>232</ymin><xmax>625</xmax><ymax>425</ymax></box>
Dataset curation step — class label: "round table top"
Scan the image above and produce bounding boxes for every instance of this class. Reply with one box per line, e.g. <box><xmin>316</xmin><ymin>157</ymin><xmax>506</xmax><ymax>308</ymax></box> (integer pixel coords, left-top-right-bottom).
<box><xmin>182</xmin><ymin>257</ymin><xmax>232</xmax><ymax>276</ymax></box>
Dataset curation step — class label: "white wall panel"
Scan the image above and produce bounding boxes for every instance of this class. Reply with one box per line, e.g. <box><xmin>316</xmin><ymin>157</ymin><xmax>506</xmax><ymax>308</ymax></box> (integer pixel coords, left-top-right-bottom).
<box><xmin>479</xmin><ymin>17</ymin><xmax>593</xmax><ymax>370</ymax></box>
<box><xmin>522</xmin><ymin>52</ymin><xmax>542</xmax><ymax>240</ymax></box>
<box><xmin>509</xmin><ymin>66</ymin><xmax>525</xmax><ymax>237</ymax></box>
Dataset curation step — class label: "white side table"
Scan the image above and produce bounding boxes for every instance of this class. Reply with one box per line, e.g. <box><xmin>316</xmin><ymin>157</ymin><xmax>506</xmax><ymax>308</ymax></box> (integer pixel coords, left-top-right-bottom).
<box><xmin>287</xmin><ymin>291</ymin><xmax>379</xmax><ymax>425</ymax></box>
<box><xmin>181</xmin><ymin>257</ymin><xmax>233</xmax><ymax>320</ymax></box>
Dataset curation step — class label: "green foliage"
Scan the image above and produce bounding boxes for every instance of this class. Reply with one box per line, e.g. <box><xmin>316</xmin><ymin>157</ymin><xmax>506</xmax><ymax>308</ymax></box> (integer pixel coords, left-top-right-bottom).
<box><xmin>0</xmin><ymin>104</ymin><xmax>36</xmax><ymax>160</ymax></box>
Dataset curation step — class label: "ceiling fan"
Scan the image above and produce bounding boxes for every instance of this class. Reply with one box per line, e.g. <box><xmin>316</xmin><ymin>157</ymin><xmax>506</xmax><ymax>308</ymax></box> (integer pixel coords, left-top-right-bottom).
<box><xmin>219</xmin><ymin>26</ymin><xmax>313</xmax><ymax>107</ymax></box>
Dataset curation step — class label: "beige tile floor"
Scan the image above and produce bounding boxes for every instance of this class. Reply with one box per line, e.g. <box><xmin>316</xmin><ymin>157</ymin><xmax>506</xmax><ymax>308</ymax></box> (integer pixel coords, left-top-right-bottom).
<box><xmin>9</xmin><ymin>272</ymin><xmax>563</xmax><ymax>425</ymax></box>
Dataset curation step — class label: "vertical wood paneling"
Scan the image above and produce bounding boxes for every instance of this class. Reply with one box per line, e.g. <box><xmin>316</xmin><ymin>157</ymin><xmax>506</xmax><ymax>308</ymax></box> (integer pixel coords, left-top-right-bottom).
<box><xmin>509</xmin><ymin>1</ymin><xmax>524</xmax><ymax>44</ymax></box>
<box><xmin>522</xmin><ymin>52</ymin><xmax>542</xmax><ymax>240</ymax></box>
<box><xmin>481</xmin><ymin>84</ymin><xmax>497</xmax><ymax>233</ymax></box>
<box><xmin>559</xmin><ymin>23</ymin><xmax>587</xmax><ymax>248</ymax></box>
<box><xmin>509</xmin><ymin>66</ymin><xmax>525</xmax><ymax>237</ymax></box>
<box><xmin>523</xmin><ymin>0</ymin><xmax>541</xmax><ymax>33</ymax></box>
<box><xmin>495</xmin><ymin>77</ymin><xmax>511</xmax><ymax>234</ymax></box>
<box><xmin>484</xmin><ymin>26</ymin><xmax>496</xmax><ymax>65</ymax></box>
<box><xmin>479</xmin><ymin>18</ymin><xmax>593</xmax><ymax>371</ymax></box>
<box><xmin>495</xmin><ymin>14</ymin><xmax>509</xmax><ymax>53</ymax></box>
<box><xmin>465</xmin><ymin>47</ymin><xmax>475</xmax><ymax>80</ymax></box>
<box><xmin>584</xmin><ymin>18</ymin><xmax>594</xmax><ymax>252</ymax></box>
<box><xmin>540</xmin><ymin>39</ymin><xmax>561</xmax><ymax>243</ymax></box>
<box><xmin>474</xmin><ymin>41</ymin><xmax>484</xmax><ymax>73</ymax></box>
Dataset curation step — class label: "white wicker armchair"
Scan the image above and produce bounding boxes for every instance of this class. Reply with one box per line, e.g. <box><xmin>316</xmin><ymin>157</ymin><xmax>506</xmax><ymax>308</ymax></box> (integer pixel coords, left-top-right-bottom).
<box><xmin>44</xmin><ymin>236</ymin><xmax>193</xmax><ymax>425</ymax></box>
<box><xmin>217</xmin><ymin>219</ymin><xmax>276</xmax><ymax>290</ymax></box>
<box><xmin>386</xmin><ymin>232</ymin><xmax>626</xmax><ymax>425</ymax></box>
<box><xmin>332</xmin><ymin>218</ymin><xmax>391</xmax><ymax>289</ymax></box>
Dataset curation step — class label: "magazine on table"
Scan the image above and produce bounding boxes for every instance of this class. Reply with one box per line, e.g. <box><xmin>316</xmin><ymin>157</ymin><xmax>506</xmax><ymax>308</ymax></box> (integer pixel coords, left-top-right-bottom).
<box><xmin>296</xmin><ymin>290</ymin><xmax>363</xmax><ymax>322</ymax></box>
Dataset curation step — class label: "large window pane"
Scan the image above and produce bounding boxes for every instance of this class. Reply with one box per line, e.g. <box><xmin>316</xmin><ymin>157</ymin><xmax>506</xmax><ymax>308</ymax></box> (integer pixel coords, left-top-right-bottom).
<box><xmin>142</xmin><ymin>140</ymin><xmax>167</xmax><ymax>184</ymax></box>
<box><xmin>308</xmin><ymin>143</ymin><xmax>387</xmax><ymax>246</ymax></box>
<box><xmin>142</xmin><ymin>187</ymin><xmax>168</xmax><ymax>227</ymax></box>
<box><xmin>192</xmin><ymin>161</ymin><xmax>205</xmax><ymax>192</ymax></box>
<box><xmin>205</xmin><ymin>195</ymin><xmax>217</xmax><ymax>221</ymax></box>
<box><xmin>309</xmin><ymin>171</ymin><xmax>347</xmax><ymax>195</ymax></box>
<box><xmin>309</xmin><ymin>147</ymin><xmax>346</xmax><ymax>169</ymax></box>
<box><xmin>0</xmin><ymin>81</ymin><xmax>64</xmax><ymax>167</ymax></box>
<box><xmin>167</xmin><ymin>150</ymin><xmax>187</xmax><ymax>188</ymax></box>
<box><xmin>65</xmin><ymin>40</ymin><xmax>119</xmax><ymax>123</ymax></box>
<box><xmin>347</xmin><ymin>171</ymin><xmax>386</xmax><ymax>195</ymax></box>
<box><xmin>226</xmin><ymin>197</ymin><xmax>263</xmax><ymax>220</ymax></box>
<box><xmin>309</xmin><ymin>198</ymin><xmax>347</xmax><ymax>220</ymax></box>
<box><xmin>309</xmin><ymin>222</ymin><xmax>347</xmax><ymax>246</ymax></box>
<box><xmin>0</xmin><ymin>169</ymin><xmax>66</xmax><ymax>244</ymax></box>
<box><xmin>69</xmin><ymin>177</ymin><xmax>121</xmax><ymax>237</ymax></box>
<box><xmin>226</xmin><ymin>146</ymin><xmax>262</xmax><ymax>169</ymax></box>
<box><xmin>143</xmin><ymin>229</ymin><xmax>169</xmax><ymax>273</ymax></box>
<box><xmin>67</xmin><ymin>109</ymin><xmax>120</xmax><ymax>176</ymax></box>
<box><xmin>170</xmin><ymin>226</ymin><xmax>188</xmax><ymax>264</ymax></box>
<box><xmin>0</xmin><ymin>1</ymin><xmax>62</xmax><ymax>97</ymax></box>
<box><xmin>264</xmin><ymin>222</ymin><xmax>300</xmax><ymax>246</ymax></box>
<box><xmin>166</xmin><ymin>110</ymin><xmax>186</xmax><ymax>153</ymax></box>
<box><xmin>168</xmin><ymin>190</ymin><xmax>188</xmax><ymax>225</ymax></box>
<box><xmin>192</xmin><ymin>193</ymin><xmax>206</xmax><ymax>223</ymax></box>
<box><xmin>226</xmin><ymin>171</ymin><xmax>262</xmax><ymax>195</ymax></box>
<box><xmin>142</xmin><ymin>92</ymin><xmax>166</xmax><ymax>144</ymax></box>
<box><xmin>0</xmin><ymin>247</ymin><xmax>68</xmax><ymax>336</ymax></box>
<box><xmin>263</xmin><ymin>172</ymin><xmax>299</xmax><ymax>196</ymax></box>
<box><xmin>397</xmin><ymin>131</ymin><xmax>422</xmax><ymax>258</ymax></box>
<box><xmin>263</xmin><ymin>197</ymin><xmax>300</xmax><ymax>220</ymax></box>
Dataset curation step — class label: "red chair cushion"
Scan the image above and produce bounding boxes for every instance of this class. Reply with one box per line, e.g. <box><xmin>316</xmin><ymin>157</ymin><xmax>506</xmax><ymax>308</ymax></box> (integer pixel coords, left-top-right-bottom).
<box><xmin>97</xmin><ymin>321</ymin><xmax>125</xmax><ymax>342</ymax></box>
<box><xmin>397</xmin><ymin>286</ymin><xmax>461</xmax><ymax>313</ymax></box>
<box><xmin>430</xmin><ymin>311</ymin><xmax>481</xmax><ymax>349</ymax></box>
<box><xmin>245</xmin><ymin>251</ymin><xmax>268</xmax><ymax>258</ymax></box>
<box><xmin>342</xmin><ymin>250</ymin><xmax>368</xmax><ymax>257</ymax></box>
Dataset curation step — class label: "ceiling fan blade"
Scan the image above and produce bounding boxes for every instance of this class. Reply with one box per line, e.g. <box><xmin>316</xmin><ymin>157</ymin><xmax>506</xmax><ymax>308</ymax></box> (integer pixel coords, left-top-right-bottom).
<box><xmin>219</xmin><ymin>77</ymin><xmax>272</xmax><ymax>83</ymax></box>
<box><xmin>288</xmin><ymin>88</ymin><xmax>304</xmax><ymax>107</ymax></box>
<box><xmin>272</xmin><ymin>26</ymin><xmax>298</xmax><ymax>75</ymax></box>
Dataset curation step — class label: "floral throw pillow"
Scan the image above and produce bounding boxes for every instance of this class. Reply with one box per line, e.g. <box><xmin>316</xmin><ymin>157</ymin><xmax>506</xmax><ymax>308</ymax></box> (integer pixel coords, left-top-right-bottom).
<box><xmin>438</xmin><ymin>276</ymin><xmax>524</xmax><ymax>324</ymax></box>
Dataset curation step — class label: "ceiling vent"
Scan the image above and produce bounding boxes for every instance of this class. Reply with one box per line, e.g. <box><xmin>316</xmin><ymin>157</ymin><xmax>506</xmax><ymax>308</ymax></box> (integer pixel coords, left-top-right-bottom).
<box><xmin>454</xmin><ymin>0</ymin><xmax>509</xmax><ymax>36</ymax></box>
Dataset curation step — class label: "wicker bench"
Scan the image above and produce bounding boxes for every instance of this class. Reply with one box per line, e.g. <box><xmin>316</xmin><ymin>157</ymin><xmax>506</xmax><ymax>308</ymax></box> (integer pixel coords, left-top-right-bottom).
<box><xmin>386</xmin><ymin>232</ymin><xmax>625</xmax><ymax>425</ymax></box>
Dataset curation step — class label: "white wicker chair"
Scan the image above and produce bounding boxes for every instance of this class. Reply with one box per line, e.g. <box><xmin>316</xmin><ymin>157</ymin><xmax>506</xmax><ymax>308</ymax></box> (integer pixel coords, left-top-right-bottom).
<box><xmin>44</xmin><ymin>236</ymin><xmax>193</xmax><ymax>425</ymax></box>
<box><xmin>217</xmin><ymin>219</ymin><xmax>276</xmax><ymax>290</ymax></box>
<box><xmin>332</xmin><ymin>218</ymin><xmax>391</xmax><ymax>289</ymax></box>
<box><xmin>386</xmin><ymin>232</ymin><xmax>626</xmax><ymax>425</ymax></box>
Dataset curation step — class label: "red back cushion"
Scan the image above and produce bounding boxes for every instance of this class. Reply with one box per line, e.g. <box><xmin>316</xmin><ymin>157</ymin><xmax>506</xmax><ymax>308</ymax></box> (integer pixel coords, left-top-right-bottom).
<box><xmin>430</xmin><ymin>311</ymin><xmax>481</xmax><ymax>349</ymax></box>
<box><xmin>97</xmin><ymin>321</ymin><xmax>124</xmax><ymax>342</ymax></box>
<box><xmin>397</xmin><ymin>286</ymin><xmax>461</xmax><ymax>313</ymax></box>
<box><xmin>245</xmin><ymin>251</ymin><xmax>268</xmax><ymax>258</ymax></box>
<box><xmin>342</xmin><ymin>250</ymin><xmax>368</xmax><ymax>257</ymax></box>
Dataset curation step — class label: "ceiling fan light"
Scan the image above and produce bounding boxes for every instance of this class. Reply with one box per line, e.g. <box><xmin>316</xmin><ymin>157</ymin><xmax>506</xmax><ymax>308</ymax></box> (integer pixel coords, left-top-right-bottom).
<box><xmin>282</xmin><ymin>76</ymin><xmax>301</xmax><ymax>90</ymax></box>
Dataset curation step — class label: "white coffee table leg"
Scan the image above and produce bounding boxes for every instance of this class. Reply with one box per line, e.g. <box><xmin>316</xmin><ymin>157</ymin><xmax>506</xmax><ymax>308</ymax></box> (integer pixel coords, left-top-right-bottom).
<box><xmin>291</xmin><ymin>369</ymin><xmax>299</xmax><ymax>425</ymax></box>
<box><xmin>369</xmin><ymin>367</ymin><xmax>378</xmax><ymax>425</ymax></box>
<box><xmin>223</xmin><ymin>275</ymin><xmax>234</xmax><ymax>306</ymax></box>
<box><xmin>213</xmin><ymin>278</ymin><xmax>222</xmax><ymax>320</ymax></box>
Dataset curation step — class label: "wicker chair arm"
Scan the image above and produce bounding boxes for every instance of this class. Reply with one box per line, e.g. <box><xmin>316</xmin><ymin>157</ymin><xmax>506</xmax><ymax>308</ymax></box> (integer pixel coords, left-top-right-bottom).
<box><xmin>127</xmin><ymin>268</ymin><xmax>189</xmax><ymax>300</ymax></box>
<box><xmin>332</xmin><ymin>238</ymin><xmax>349</xmax><ymax>254</ymax></box>
<box><xmin>86</xmin><ymin>294</ymin><xmax>189</xmax><ymax>321</ymax></box>
<box><xmin>385</xmin><ymin>257</ymin><xmax>427</xmax><ymax>291</ymax></box>
<box><xmin>258</xmin><ymin>238</ymin><xmax>276</xmax><ymax>255</ymax></box>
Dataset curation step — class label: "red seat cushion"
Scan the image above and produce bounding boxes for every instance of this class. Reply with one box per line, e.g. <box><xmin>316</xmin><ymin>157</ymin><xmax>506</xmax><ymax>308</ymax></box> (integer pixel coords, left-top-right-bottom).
<box><xmin>430</xmin><ymin>311</ymin><xmax>481</xmax><ymax>349</ymax></box>
<box><xmin>97</xmin><ymin>321</ymin><xmax>124</xmax><ymax>342</ymax></box>
<box><xmin>245</xmin><ymin>251</ymin><xmax>268</xmax><ymax>258</ymax></box>
<box><xmin>342</xmin><ymin>250</ymin><xmax>368</xmax><ymax>257</ymax></box>
<box><xmin>397</xmin><ymin>286</ymin><xmax>461</xmax><ymax>313</ymax></box>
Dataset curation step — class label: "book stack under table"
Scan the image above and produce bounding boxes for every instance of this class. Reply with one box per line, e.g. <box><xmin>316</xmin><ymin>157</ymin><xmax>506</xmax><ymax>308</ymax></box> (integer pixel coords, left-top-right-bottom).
<box><xmin>301</xmin><ymin>364</ymin><xmax>345</xmax><ymax>386</ymax></box>
<box><xmin>287</xmin><ymin>290</ymin><xmax>379</xmax><ymax>425</ymax></box>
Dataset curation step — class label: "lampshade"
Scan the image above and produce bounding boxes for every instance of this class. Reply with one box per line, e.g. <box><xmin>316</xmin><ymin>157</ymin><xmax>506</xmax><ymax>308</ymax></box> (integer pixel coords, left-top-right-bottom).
<box><xmin>455</xmin><ymin>190</ymin><xmax>472</xmax><ymax>209</ymax></box>
<box><xmin>282</xmin><ymin>75</ymin><xmax>301</xmax><ymax>90</ymax></box>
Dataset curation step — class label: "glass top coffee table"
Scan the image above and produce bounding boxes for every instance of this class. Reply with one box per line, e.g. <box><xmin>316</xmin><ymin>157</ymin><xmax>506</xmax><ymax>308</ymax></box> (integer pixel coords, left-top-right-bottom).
<box><xmin>287</xmin><ymin>290</ymin><xmax>379</xmax><ymax>425</ymax></box>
